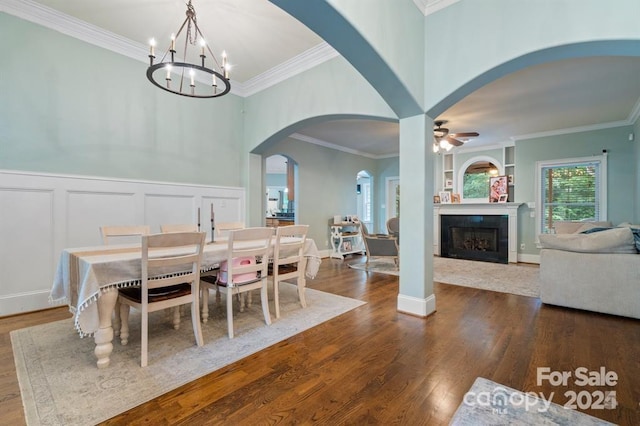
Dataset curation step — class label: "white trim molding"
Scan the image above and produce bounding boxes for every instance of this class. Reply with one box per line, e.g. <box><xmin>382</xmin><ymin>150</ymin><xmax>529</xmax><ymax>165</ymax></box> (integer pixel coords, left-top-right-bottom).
<box><xmin>0</xmin><ymin>0</ymin><xmax>339</xmax><ymax>98</ymax></box>
<box><xmin>397</xmin><ymin>293</ymin><xmax>436</xmax><ymax>317</ymax></box>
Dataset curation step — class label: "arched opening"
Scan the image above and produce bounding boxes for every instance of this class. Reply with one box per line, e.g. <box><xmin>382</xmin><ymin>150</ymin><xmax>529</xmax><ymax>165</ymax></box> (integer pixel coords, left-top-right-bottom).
<box><xmin>456</xmin><ymin>156</ymin><xmax>503</xmax><ymax>203</ymax></box>
<box><xmin>265</xmin><ymin>154</ymin><xmax>298</xmax><ymax>226</ymax></box>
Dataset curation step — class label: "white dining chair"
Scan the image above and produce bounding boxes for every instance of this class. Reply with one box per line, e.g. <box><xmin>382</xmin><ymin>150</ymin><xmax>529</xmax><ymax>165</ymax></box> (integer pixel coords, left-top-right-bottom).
<box><xmin>161</xmin><ymin>223</ymin><xmax>198</xmax><ymax>233</ymax></box>
<box><xmin>215</xmin><ymin>221</ymin><xmax>245</xmax><ymax>238</ymax></box>
<box><xmin>270</xmin><ymin>225</ymin><xmax>309</xmax><ymax>318</ymax></box>
<box><xmin>118</xmin><ymin>231</ymin><xmax>206</xmax><ymax>367</ymax></box>
<box><xmin>200</xmin><ymin>227</ymin><xmax>272</xmax><ymax>338</ymax></box>
<box><xmin>100</xmin><ymin>225</ymin><xmax>150</xmax><ymax>245</ymax></box>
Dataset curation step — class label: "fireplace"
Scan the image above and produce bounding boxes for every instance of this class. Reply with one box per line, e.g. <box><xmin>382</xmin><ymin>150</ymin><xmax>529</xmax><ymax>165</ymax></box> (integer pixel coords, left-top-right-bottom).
<box><xmin>440</xmin><ymin>214</ymin><xmax>508</xmax><ymax>264</ymax></box>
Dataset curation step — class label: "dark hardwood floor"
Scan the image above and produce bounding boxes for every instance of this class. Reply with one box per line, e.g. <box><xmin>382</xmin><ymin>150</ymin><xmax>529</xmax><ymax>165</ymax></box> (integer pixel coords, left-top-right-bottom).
<box><xmin>1</xmin><ymin>256</ymin><xmax>639</xmax><ymax>425</ymax></box>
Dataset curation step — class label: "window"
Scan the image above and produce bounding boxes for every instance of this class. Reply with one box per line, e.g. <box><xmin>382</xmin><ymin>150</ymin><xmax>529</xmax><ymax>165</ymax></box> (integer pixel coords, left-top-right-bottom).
<box><xmin>537</xmin><ymin>156</ymin><xmax>607</xmax><ymax>234</ymax></box>
<box><xmin>362</xmin><ymin>182</ymin><xmax>372</xmax><ymax>222</ymax></box>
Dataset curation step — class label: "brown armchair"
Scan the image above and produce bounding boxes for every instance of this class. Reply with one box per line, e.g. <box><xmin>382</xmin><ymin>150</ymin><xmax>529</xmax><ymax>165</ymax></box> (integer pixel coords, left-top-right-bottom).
<box><xmin>359</xmin><ymin>222</ymin><xmax>399</xmax><ymax>266</ymax></box>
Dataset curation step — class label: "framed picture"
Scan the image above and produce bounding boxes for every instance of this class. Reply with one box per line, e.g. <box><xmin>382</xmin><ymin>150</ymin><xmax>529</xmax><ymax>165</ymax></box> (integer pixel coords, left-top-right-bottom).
<box><xmin>508</xmin><ymin>174</ymin><xmax>514</xmax><ymax>185</ymax></box>
<box><xmin>451</xmin><ymin>193</ymin><xmax>461</xmax><ymax>203</ymax></box>
<box><xmin>498</xmin><ymin>193</ymin><xmax>509</xmax><ymax>203</ymax></box>
<box><xmin>445</xmin><ymin>178</ymin><xmax>453</xmax><ymax>188</ymax></box>
<box><xmin>489</xmin><ymin>175</ymin><xmax>508</xmax><ymax>203</ymax></box>
<box><xmin>439</xmin><ymin>191</ymin><xmax>451</xmax><ymax>204</ymax></box>
<box><xmin>343</xmin><ymin>240</ymin><xmax>352</xmax><ymax>251</ymax></box>
<box><xmin>433</xmin><ymin>195</ymin><xmax>441</xmax><ymax>204</ymax></box>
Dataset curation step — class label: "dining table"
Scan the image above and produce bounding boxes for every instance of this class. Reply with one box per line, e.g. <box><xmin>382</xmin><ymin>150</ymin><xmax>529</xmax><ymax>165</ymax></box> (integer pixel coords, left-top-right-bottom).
<box><xmin>50</xmin><ymin>236</ymin><xmax>321</xmax><ymax>368</ymax></box>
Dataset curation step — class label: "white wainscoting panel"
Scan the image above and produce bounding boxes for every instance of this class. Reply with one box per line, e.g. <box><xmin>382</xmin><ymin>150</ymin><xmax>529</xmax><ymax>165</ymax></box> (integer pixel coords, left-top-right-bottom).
<box><xmin>0</xmin><ymin>170</ymin><xmax>245</xmax><ymax>316</ymax></box>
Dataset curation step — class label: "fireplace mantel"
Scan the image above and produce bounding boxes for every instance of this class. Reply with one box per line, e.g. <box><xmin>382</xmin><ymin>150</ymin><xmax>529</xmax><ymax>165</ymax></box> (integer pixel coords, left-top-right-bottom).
<box><xmin>434</xmin><ymin>203</ymin><xmax>523</xmax><ymax>263</ymax></box>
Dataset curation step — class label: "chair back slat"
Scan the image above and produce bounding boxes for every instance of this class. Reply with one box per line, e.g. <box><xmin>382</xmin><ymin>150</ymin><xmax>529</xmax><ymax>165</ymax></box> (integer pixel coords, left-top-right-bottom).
<box><xmin>142</xmin><ymin>232</ymin><xmax>205</xmax><ymax>290</ymax></box>
<box><xmin>274</xmin><ymin>225</ymin><xmax>309</xmax><ymax>271</ymax></box>
<box><xmin>160</xmin><ymin>223</ymin><xmax>198</xmax><ymax>233</ymax></box>
<box><xmin>101</xmin><ymin>225</ymin><xmax>150</xmax><ymax>245</ymax></box>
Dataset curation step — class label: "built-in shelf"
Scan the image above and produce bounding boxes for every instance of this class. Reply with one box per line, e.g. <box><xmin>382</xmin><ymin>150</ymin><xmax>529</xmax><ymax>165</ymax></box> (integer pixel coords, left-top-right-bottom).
<box><xmin>443</xmin><ymin>153</ymin><xmax>454</xmax><ymax>191</ymax></box>
<box><xmin>504</xmin><ymin>146</ymin><xmax>515</xmax><ymax>202</ymax></box>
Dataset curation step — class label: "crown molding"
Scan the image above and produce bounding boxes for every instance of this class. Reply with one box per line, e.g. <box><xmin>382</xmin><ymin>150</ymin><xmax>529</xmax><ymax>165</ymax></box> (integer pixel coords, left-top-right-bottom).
<box><xmin>236</xmin><ymin>43</ymin><xmax>339</xmax><ymax>97</ymax></box>
<box><xmin>1</xmin><ymin>0</ymin><xmax>146</xmax><ymax>62</ymax></box>
<box><xmin>413</xmin><ymin>0</ymin><xmax>461</xmax><ymax>16</ymax></box>
<box><xmin>290</xmin><ymin>133</ymin><xmax>398</xmax><ymax>159</ymax></box>
<box><xmin>628</xmin><ymin>96</ymin><xmax>640</xmax><ymax>125</ymax></box>
<box><xmin>0</xmin><ymin>0</ymin><xmax>334</xmax><ymax>98</ymax></box>
<box><xmin>512</xmin><ymin>120</ymin><xmax>632</xmax><ymax>141</ymax></box>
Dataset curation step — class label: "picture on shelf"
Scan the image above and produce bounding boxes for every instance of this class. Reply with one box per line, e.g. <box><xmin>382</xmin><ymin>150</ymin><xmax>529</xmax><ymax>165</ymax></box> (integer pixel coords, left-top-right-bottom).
<box><xmin>445</xmin><ymin>178</ymin><xmax>453</xmax><ymax>188</ymax></box>
<box><xmin>498</xmin><ymin>193</ymin><xmax>509</xmax><ymax>203</ymax></box>
<box><xmin>433</xmin><ymin>195</ymin><xmax>441</xmax><ymax>204</ymax></box>
<box><xmin>489</xmin><ymin>175</ymin><xmax>508</xmax><ymax>203</ymax></box>
<box><xmin>343</xmin><ymin>241</ymin><xmax>352</xmax><ymax>251</ymax></box>
<box><xmin>508</xmin><ymin>174</ymin><xmax>514</xmax><ymax>185</ymax></box>
<box><xmin>452</xmin><ymin>193</ymin><xmax>461</xmax><ymax>203</ymax></box>
<box><xmin>439</xmin><ymin>191</ymin><xmax>451</xmax><ymax>204</ymax></box>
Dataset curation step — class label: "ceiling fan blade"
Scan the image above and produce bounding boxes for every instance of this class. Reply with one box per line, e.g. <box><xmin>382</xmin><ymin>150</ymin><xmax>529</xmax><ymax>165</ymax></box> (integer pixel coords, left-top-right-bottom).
<box><xmin>445</xmin><ymin>136</ymin><xmax>464</xmax><ymax>146</ymax></box>
<box><xmin>451</xmin><ymin>132</ymin><xmax>479</xmax><ymax>137</ymax></box>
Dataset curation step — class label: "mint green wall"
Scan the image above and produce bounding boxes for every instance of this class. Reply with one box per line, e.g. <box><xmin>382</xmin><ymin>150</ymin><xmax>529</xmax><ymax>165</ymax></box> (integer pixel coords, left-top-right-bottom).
<box><xmin>260</xmin><ymin>138</ymin><xmax>377</xmax><ymax>251</ymax></box>
<box><xmin>327</xmin><ymin>0</ymin><xmax>425</xmax><ymax>108</ymax></box>
<box><xmin>516</xmin><ymin>126</ymin><xmax>636</xmax><ymax>255</ymax></box>
<box><xmin>424</xmin><ymin>1</ymin><xmax>640</xmax><ymax>115</ymax></box>
<box><xmin>265</xmin><ymin>174</ymin><xmax>286</xmax><ymax>187</ymax></box>
<box><xmin>243</xmin><ymin>56</ymin><xmax>395</xmax><ymax>153</ymax></box>
<box><xmin>0</xmin><ymin>13</ymin><xmax>245</xmax><ymax>187</ymax></box>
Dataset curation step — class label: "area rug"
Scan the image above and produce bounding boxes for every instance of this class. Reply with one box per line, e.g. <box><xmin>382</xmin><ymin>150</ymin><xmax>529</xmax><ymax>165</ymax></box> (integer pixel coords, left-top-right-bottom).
<box><xmin>348</xmin><ymin>257</ymin><xmax>539</xmax><ymax>298</ymax></box>
<box><xmin>11</xmin><ymin>284</ymin><xmax>365</xmax><ymax>426</ymax></box>
<box><xmin>450</xmin><ymin>377</ymin><xmax>613</xmax><ymax>425</ymax></box>
<box><xmin>348</xmin><ymin>259</ymin><xmax>399</xmax><ymax>276</ymax></box>
<box><xmin>433</xmin><ymin>257</ymin><xmax>540</xmax><ymax>298</ymax></box>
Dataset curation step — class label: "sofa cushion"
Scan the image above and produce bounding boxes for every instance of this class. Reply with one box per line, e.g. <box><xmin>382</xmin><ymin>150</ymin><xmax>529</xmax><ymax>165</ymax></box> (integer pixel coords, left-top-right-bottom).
<box><xmin>553</xmin><ymin>221</ymin><xmax>612</xmax><ymax>234</ymax></box>
<box><xmin>539</xmin><ymin>226</ymin><xmax>636</xmax><ymax>253</ymax></box>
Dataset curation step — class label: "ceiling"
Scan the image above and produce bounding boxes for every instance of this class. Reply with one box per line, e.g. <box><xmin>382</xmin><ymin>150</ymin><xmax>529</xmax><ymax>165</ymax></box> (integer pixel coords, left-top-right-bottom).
<box><xmin>21</xmin><ymin>0</ymin><xmax>640</xmax><ymax>158</ymax></box>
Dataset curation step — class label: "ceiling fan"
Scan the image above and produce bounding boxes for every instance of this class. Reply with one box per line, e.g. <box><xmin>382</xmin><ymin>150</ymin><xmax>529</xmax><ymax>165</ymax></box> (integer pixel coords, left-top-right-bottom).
<box><xmin>433</xmin><ymin>120</ymin><xmax>479</xmax><ymax>150</ymax></box>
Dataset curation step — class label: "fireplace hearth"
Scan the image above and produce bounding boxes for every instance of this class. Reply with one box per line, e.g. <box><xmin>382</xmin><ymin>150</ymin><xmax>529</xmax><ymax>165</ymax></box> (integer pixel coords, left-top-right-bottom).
<box><xmin>440</xmin><ymin>214</ymin><xmax>508</xmax><ymax>263</ymax></box>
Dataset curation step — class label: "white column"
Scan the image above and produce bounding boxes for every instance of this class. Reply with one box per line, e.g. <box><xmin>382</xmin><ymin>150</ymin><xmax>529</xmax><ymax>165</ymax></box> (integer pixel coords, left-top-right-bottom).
<box><xmin>397</xmin><ymin>114</ymin><xmax>436</xmax><ymax>317</ymax></box>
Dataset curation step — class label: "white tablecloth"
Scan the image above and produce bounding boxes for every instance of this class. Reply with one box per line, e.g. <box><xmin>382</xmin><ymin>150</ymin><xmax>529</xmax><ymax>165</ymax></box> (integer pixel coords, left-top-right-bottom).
<box><xmin>50</xmin><ymin>238</ymin><xmax>321</xmax><ymax>336</ymax></box>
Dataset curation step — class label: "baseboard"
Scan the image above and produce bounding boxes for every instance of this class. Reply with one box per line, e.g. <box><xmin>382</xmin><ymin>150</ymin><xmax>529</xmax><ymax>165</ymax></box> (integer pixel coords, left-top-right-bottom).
<box><xmin>518</xmin><ymin>253</ymin><xmax>540</xmax><ymax>264</ymax></box>
<box><xmin>318</xmin><ymin>248</ymin><xmax>332</xmax><ymax>258</ymax></box>
<box><xmin>397</xmin><ymin>293</ymin><xmax>436</xmax><ymax>317</ymax></box>
<box><xmin>0</xmin><ymin>290</ymin><xmax>55</xmax><ymax>317</ymax></box>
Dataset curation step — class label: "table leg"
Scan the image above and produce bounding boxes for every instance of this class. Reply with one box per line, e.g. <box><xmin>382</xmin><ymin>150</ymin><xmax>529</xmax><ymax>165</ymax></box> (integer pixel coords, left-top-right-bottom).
<box><xmin>94</xmin><ymin>289</ymin><xmax>118</xmax><ymax>369</ymax></box>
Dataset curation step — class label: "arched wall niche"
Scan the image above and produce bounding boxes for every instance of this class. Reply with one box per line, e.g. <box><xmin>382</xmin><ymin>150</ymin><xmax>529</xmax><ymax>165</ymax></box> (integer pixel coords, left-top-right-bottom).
<box><xmin>456</xmin><ymin>155</ymin><xmax>503</xmax><ymax>203</ymax></box>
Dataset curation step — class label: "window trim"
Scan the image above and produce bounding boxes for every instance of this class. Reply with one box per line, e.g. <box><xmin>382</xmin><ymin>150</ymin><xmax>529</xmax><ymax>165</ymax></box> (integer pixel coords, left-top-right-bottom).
<box><xmin>534</xmin><ymin>154</ymin><xmax>607</xmax><ymax>238</ymax></box>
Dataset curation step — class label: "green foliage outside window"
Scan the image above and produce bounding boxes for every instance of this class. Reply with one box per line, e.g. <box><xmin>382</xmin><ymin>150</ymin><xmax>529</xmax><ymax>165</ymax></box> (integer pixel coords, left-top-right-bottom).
<box><xmin>542</xmin><ymin>165</ymin><xmax>598</xmax><ymax>227</ymax></box>
<box><xmin>463</xmin><ymin>172</ymin><xmax>491</xmax><ymax>199</ymax></box>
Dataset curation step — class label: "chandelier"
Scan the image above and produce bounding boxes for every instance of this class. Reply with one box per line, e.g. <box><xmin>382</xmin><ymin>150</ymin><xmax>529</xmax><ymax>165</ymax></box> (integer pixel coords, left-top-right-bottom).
<box><xmin>146</xmin><ymin>0</ymin><xmax>230</xmax><ymax>98</ymax></box>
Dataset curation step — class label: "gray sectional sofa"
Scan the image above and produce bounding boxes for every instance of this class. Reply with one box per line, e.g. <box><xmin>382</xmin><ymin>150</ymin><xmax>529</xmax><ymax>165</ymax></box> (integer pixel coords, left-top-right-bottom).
<box><xmin>538</xmin><ymin>222</ymin><xmax>640</xmax><ymax>319</ymax></box>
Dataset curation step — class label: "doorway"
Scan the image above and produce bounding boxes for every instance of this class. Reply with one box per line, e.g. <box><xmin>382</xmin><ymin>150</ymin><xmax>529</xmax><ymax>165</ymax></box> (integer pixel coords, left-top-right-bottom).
<box><xmin>356</xmin><ymin>170</ymin><xmax>372</xmax><ymax>230</ymax></box>
<box><xmin>265</xmin><ymin>154</ymin><xmax>297</xmax><ymax>225</ymax></box>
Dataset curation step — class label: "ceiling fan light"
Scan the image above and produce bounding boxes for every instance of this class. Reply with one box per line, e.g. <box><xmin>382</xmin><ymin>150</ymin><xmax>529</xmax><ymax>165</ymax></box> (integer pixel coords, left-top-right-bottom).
<box><xmin>444</xmin><ymin>142</ymin><xmax>453</xmax><ymax>151</ymax></box>
<box><xmin>433</xmin><ymin>142</ymin><xmax>439</xmax><ymax>153</ymax></box>
<box><xmin>439</xmin><ymin>139</ymin><xmax>449</xmax><ymax>149</ymax></box>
